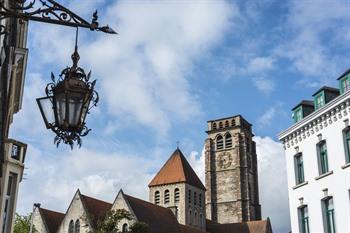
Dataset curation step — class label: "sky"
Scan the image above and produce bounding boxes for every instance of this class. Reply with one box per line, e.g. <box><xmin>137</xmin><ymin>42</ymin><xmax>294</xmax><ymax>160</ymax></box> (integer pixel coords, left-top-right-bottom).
<box><xmin>9</xmin><ymin>0</ymin><xmax>350</xmax><ymax>233</ymax></box>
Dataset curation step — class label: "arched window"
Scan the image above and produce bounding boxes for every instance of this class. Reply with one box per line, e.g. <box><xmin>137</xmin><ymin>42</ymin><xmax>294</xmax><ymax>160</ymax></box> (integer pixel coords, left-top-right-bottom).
<box><xmin>212</xmin><ymin>122</ymin><xmax>217</xmax><ymax>130</ymax></box>
<box><xmin>200</xmin><ymin>214</ymin><xmax>203</xmax><ymax>227</ymax></box>
<box><xmin>194</xmin><ymin>192</ymin><xmax>197</xmax><ymax>205</ymax></box>
<box><xmin>217</xmin><ymin>135</ymin><xmax>223</xmax><ymax>150</ymax></box>
<box><xmin>174</xmin><ymin>188</ymin><xmax>180</xmax><ymax>203</ymax></box>
<box><xmin>155</xmin><ymin>191</ymin><xmax>160</xmax><ymax>204</ymax></box>
<box><xmin>68</xmin><ymin>220</ymin><xmax>74</xmax><ymax>233</ymax></box>
<box><xmin>122</xmin><ymin>223</ymin><xmax>128</xmax><ymax>232</ymax></box>
<box><xmin>164</xmin><ymin>190</ymin><xmax>170</xmax><ymax>204</ymax></box>
<box><xmin>194</xmin><ymin>211</ymin><xmax>198</xmax><ymax>225</ymax></box>
<box><xmin>199</xmin><ymin>193</ymin><xmax>202</xmax><ymax>207</ymax></box>
<box><xmin>225</xmin><ymin>134</ymin><xmax>232</xmax><ymax>148</ymax></box>
<box><xmin>232</xmin><ymin>119</ymin><xmax>236</xmax><ymax>126</ymax></box>
<box><xmin>219</xmin><ymin>122</ymin><xmax>223</xmax><ymax>129</ymax></box>
<box><xmin>225</xmin><ymin>120</ymin><xmax>229</xmax><ymax>128</ymax></box>
<box><xmin>189</xmin><ymin>210</ymin><xmax>192</xmax><ymax>225</ymax></box>
<box><xmin>75</xmin><ymin>220</ymin><xmax>80</xmax><ymax>233</ymax></box>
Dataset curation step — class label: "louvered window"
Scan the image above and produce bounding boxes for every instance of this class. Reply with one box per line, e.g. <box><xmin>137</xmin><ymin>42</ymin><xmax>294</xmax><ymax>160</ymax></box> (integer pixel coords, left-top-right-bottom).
<box><xmin>225</xmin><ymin>120</ymin><xmax>229</xmax><ymax>128</ymax></box>
<box><xmin>217</xmin><ymin>135</ymin><xmax>223</xmax><ymax>150</ymax></box>
<box><xmin>174</xmin><ymin>188</ymin><xmax>180</xmax><ymax>203</ymax></box>
<box><xmin>194</xmin><ymin>192</ymin><xmax>197</xmax><ymax>205</ymax></box>
<box><xmin>164</xmin><ymin>190</ymin><xmax>170</xmax><ymax>204</ymax></box>
<box><xmin>219</xmin><ymin>122</ymin><xmax>223</xmax><ymax>129</ymax></box>
<box><xmin>75</xmin><ymin>220</ymin><xmax>80</xmax><ymax>233</ymax></box>
<box><xmin>155</xmin><ymin>191</ymin><xmax>160</xmax><ymax>204</ymax></box>
<box><xmin>225</xmin><ymin>134</ymin><xmax>232</xmax><ymax>148</ymax></box>
<box><xmin>212</xmin><ymin>123</ymin><xmax>217</xmax><ymax>130</ymax></box>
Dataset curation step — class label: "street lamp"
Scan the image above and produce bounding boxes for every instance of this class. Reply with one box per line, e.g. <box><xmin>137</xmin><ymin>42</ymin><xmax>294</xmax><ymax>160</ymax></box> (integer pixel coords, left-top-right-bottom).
<box><xmin>37</xmin><ymin>29</ymin><xmax>98</xmax><ymax>148</ymax></box>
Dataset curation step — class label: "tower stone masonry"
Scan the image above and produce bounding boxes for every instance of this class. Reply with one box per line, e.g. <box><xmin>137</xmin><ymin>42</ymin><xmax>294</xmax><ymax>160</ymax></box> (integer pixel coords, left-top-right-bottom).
<box><xmin>205</xmin><ymin>115</ymin><xmax>261</xmax><ymax>224</ymax></box>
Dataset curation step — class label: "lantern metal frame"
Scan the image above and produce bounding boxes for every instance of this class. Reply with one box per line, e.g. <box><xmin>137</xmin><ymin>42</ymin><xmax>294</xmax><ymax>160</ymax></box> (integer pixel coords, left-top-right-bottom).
<box><xmin>36</xmin><ymin>29</ymin><xmax>98</xmax><ymax>148</ymax></box>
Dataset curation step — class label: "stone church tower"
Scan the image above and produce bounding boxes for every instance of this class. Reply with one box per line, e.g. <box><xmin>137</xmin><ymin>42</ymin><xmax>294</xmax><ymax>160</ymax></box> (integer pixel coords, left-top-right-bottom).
<box><xmin>205</xmin><ymin>115</ymin><xmax>261</xmax><ymax>224</ymax></box>
<box><xmin>148</xmin><ymin>149</ymin><xmax>206</xmax><ymax>230</ymax></box>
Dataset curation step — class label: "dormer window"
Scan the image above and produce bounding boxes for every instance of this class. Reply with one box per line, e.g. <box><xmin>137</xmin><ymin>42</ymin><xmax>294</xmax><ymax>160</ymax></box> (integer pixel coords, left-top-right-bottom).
<box><xmin>314</xmin><ymin>93</ymin><xmax>324</xmax><ymax>110</ymax></box>
<box><xmin>341</xmin><ymin>78</ymin><xmax>350</xmax><ymax>93</ymax></box>
<box><xmin>294</xmin><ymin>107</ymin><xmax>303</xmax><ymax>123</ymax></box>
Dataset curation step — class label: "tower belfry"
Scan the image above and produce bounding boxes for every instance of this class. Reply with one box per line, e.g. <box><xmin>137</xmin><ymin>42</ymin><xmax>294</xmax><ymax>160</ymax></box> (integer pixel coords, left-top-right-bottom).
<box><xmin>205</xmin><ymin>115</ymin><xmax>261</xmax><ymax>224</ymax></box>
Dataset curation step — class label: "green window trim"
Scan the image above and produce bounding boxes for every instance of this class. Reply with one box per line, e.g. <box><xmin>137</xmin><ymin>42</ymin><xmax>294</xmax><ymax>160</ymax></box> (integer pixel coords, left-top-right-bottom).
<box><xmin>343</xmin><ymin>128</ymin><xmax>350</xmax><ymax>163</ymax></box>
<box><xmin>299</xmin><ymin>206</ymin><xmax>310</xmax><ymax>233</ymax></box>
<box><xmin>294</xmin><ymin>106</ymin><xmax>303</xmax><ymax>123</ymax></box>
<box><xmin>314</xmin><ymin>92</ymin><xmax>325</xmax><ymax>110</ymax></box>
<box><xmin>295</xmin><ymin>153</ymin><xmax>305</xmax><ymax>184</ymax></box>
<box><xmin>323</xmin><ymin>197</ymin><xmax>336</xmax><ymax>233</ymax></box>
<box><xmin>340</xmin><ymin>76</ymin><xmax>350</xmax><ymax>94</ymax></box>
<box><xmin>318</xmin><ymin>141</ymin><xmax>329</xmax><ymax>174</ymax></box>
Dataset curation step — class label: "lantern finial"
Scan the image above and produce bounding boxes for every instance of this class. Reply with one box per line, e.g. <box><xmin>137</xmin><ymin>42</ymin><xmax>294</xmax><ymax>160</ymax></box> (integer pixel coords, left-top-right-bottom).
<box><xmin>71</xmin><ymin>27</ymin><xmax>80</xmax><ymax>69</ymax></box>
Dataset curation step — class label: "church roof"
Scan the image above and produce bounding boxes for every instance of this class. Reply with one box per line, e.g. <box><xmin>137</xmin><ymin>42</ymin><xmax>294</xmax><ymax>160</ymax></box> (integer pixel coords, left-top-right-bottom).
<box><xmin>148</xmin><ymin>148</ymin><xmax>205</xmax><ymax>190</ymax></box>
<box><xmin>206</xmin><ymin>219</ymin><xmax>272</xmax><ymax>233</ymax></box>
<box><xmin>123</xmin><ymin>193</ymin><xmax>182</xmax><ymax>233</ymax></box>
<box><xmin>39</xmin><ymin>207</ymin><xmax>64</xmax><ymax>233</ymax></box>
<box><xmin>179</xmin><ymin>224</ymin><xmax>209</xmax><ymax>233</ymax></box>
<box><xmin>80</xmin><ymin>193</ymin><xmax>113</xmax><ymax>228</ymax></box>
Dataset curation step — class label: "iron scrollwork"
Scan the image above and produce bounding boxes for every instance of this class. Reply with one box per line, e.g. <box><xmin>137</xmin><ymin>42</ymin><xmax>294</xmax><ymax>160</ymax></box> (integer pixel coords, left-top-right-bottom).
<box><xmin>0</xmin><ymin>0</ymin><xmax>116</xmax><ymax>35</ymax></box>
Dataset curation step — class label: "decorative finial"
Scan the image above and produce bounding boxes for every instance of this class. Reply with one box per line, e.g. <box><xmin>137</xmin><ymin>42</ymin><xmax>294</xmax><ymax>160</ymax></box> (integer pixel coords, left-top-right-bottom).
<box><xmin>177</xmin><ymin>140</ymin><xmax>180</xmax><ymax>149</ymax></box>
<box><xmin>71</xmin><ymin>27</ymin><xmax>80</xmax><ymax>69</ymax></box>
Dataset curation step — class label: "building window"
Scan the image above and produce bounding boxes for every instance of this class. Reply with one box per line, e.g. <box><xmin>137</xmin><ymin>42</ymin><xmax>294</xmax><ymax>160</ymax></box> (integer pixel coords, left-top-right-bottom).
<box><xmin>2</xmin><ymin>174</ymin><xmax>16</xmax><ymax>233</ymax></box>
<box><xmin>322</xmin><ymin>197</ymin><xmax>336</xmax><ymax>233</ymax></box>
<box><xmin>315</xmin><ymin>93</ymin><xmax>324</xmax><ymax>110</ymax></box>
<box><xmin>294</xmin><ymin>153</ymin><xmax>305</xmax><ymax>184</ymax></box>
<box><xmin>225</xmin><ymin>120</ymin><xmax>229</xmax><ymax>128</ymax></box>
<box><xmin>317</xmin><ymin>141</ymin><xmax>329</xmax><ymax>174</ymax></box>
<box><xmin>343</xmin><ymin>128</ymin><xmax>350</xmax><ymax>164</ymax></box>
<box><xmin>216</xmin><ymin>135</ymin><xmax>223</xmax><ymax>150</ymax></box>
<box><xmin>225</xmin><ymin>134</ymin><xmax>232</xmax><ymax>148</ymax></box>
<box><xmin>68</xmin><ymin>220</ymin><xmax>74</xmax><ymax>233</ymax></box>
<box><xmin>122</xmin><ymin>223</ymin><xmax>128</xmax><ymax>232</ymax></box>
<box><xmin>341</xmin><ymin>77</ymin><xmax>350</xmax><ymax>94</ymax></box>
<box><xmin>155</xmin><ymin>191</ymin><xmax>160</xmax><ymax>205</ymax></box>
<box><xmin>294</xmin><ymin>108</ymin><xmax>303</xmax><ymax>123</ymax></box>
<box><xmin>188</xmin><ymin>189</ymin><xmax>192</xmax><ymax>204</ymax></box>
<box><xmin>174</xmin><ymin>188</ymin><xmax>180</xmax><ymax>203</ymax></box>
<box><xmin>219</xmin><ymin>122</ymin><xmax>223</xmax><ymax>129</ymax></box>
<box><xmin>298</xmin><ymin>206</ymin><xmax>310</xmax><ymax>233</ymax></box>
<box><xmin>189</xmin><ymin>210</ymin><xmax>192</xmax><ymax>225</ymax></box>
<box><xmin>194</xmin><ymin>192</ymin><xmax>197</xmax><ymax>205</ymax></box>
<box><xmin>199</xmin><ymin>193</ymin><xmax>202</xmax><ymax>207</ymax></box>
<box><xmin>231</xmin><ymin>119</ymin><xmax>236</xmax><ymax>126</ymax></box>
<box><xmin>194</xmin><ymin>211</ymin><xmax>197</xmax><ymax>225</ymax></box>
<box><xmin>75</xmin><ymin>220</ymin><xmax>80</xmax><ymax>233</ymax></box>
<box><xmin>11</xmin><ymin>144</ymin><xmax>20</xmax><ymax>160</ymax></box>
<box><xmin>212</xmin><ymin>122</ymin><xmax>217</xmax><ymax>130</ymax></box>
<box><xmin>164</xmin><ymin>190</ymin><xmax>170</xmax><ymax>204</ymax></box>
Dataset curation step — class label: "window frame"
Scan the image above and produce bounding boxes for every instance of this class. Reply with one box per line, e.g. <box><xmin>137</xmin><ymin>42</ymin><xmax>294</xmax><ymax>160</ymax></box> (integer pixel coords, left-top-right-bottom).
<box><xmin>164</xmin><ymin>189</ymin><xmax>170</xmax><ymax>204</ymax></box>
<box><xmin>216</xmin><ymin>135</ymin><xmax>224</xmax><ymax>150</ymax></box>
<box><xmin>314</xmin><ymin>92</ymin><xmax>325</xmax><ymax>110</ymax></box>
<box><xmin>343</xmin><ymin>127</ymin><xmax>350</xmax><ymax>164</ymax></box>
<box><xmin>298</xmin><ymin>205</ymin><xmax>310</xmax><ymax>233</ymax></box>
<box><xmin>294</xmin><ymin>153</ymin><xmax>305</xmax><ymax>185</ymax></box>
<box><xmin>154</xmin><ymin>191</ymin><xmax>160</xmax><ymax>205</ymax></box>
<box><xmin>317</xmin><ymin>140</ymin><xmax>329</xmax><ymax>175</ymax></box>
<box><xmin>340</xmin><ymin>76</ymin><xmax>350</xmax><ymax>94</ymax></box>
<box><xmin>322</xmin><ymin>197</ymin><xmax>336</xmax><ymax>233</ymax></box>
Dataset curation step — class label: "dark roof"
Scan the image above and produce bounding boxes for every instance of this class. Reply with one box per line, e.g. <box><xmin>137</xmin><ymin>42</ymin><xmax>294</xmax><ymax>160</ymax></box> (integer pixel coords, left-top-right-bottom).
<box><xmin>206</xmin><ymin>219</ymin><xmax>272</xmax><ymax>233</ymax></box>
<box><xmin>291</xmin><ymin>100</ymin><xmax>314</xmax><ymax>111</ymax></box>
<box><xmin>80</xmin><ymin>194</ymin><xmax>112</xmax><ymax>228</ymax></box>
<box><xmin>312</xmin><ymin>86</ymin><xmax>340</xmax><ymax>97</ymax></box>
<box><xmin>337</xmin><ymin>69</ymin><xmax>350</xmax><ymax>80</ymax></box>
<box><xmin>39</xmin><ymin>208</ymin><xmax>64</xmax><ymax>233</ymax></box>
<box><xmin>179</xmin><ymin>224</ymin><xmax>209</xmax><ymax>233</ymax></box>
<box><xmin>123</xmin><ymin>193</ymin><xmax>182</xmax><ymax>233</ymax></box>
<box><xmin>148</xmin><ymin>148</ymin><xmax>205</xmax><ymax>190</ymax></box>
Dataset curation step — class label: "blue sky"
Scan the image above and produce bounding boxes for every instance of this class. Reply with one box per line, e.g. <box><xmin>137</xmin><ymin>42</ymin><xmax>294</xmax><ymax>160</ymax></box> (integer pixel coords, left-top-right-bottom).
<box><xmin>10</xmin><ymin>1</ymin><xmax>350</xmax><ymax>233</ymax></box>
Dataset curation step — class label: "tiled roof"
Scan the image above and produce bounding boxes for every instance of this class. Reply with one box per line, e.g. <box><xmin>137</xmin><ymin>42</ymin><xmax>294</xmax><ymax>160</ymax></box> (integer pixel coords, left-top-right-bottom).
<box><xmin>206</xmin><ymin>219</ymin><xmax>272</xmax><ymax>233</ymax></box>
<box><xmin>80</xmin><ymin>194</ymin><xmax>112</xmax><ymax>228</ymax></box>
<box><xmin>39</xmin><ymin>208</ymin><xmax>64</xmax><ymax>233</ymax></box>
<box><xmin>179</xmin><ymin>224</ymin><xmax>209</xmax><ymax>233</ymax></box>
<box><xmin>148</xmin><ymin>148</ymin><xmax>205</xmax><ymax>190</ymax></box>
<box><xmin>123</xmin><ymin>193</ymin><xmax>182</xmax><ymax>233</ymax></box>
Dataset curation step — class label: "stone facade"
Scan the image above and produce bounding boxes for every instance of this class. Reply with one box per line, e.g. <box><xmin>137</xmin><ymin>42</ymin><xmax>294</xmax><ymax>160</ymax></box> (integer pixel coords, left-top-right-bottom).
<box><xmin>205</xmin><ymin>115</ymin><xmax>261</xmax><ymax>224</ymax></box>
<box><xmin>57</xmin><ymin>190</ymin><xmax>91</xmax><ymax>233</ymax></box>
<box><xmin>149</xmin><ymin>183</ymin><xmax>206</xmax><ymax>230</ymax></box>
<box><xmin>32</xmin><ymin>208</ymin><xmax>48</xmax><ymax>233</ymax></box>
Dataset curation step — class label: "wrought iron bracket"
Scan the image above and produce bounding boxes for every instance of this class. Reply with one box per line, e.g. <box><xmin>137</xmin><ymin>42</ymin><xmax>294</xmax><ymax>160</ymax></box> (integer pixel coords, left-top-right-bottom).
<box><xmin>0</xmin><ymin>0</ymin><xmax>117</xmax><ymax>35</ymax></box>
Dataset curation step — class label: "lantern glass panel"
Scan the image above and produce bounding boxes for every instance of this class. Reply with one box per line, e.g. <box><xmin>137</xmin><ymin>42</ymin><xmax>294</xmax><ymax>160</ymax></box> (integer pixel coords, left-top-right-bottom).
<box><xmin>55</xmin><ymin>92</ymin><xmax>66</xmax><ymax>126</ymax></box>
<box><xmin>67</xmin><ymin>91</ymin><xmax>85</xmax><ymax>127</ymax></box>
<box><xmin>36</xmin><ymin>97</ymin><xmax>54</xmax><ymax>129</ymax></box>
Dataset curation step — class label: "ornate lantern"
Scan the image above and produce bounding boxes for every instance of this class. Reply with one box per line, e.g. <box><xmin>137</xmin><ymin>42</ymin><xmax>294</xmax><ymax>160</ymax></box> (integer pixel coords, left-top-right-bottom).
<box><xmin>36</xmin><ymin>30</ymin><xmax>98</xmax><ymax>148</ymax></box>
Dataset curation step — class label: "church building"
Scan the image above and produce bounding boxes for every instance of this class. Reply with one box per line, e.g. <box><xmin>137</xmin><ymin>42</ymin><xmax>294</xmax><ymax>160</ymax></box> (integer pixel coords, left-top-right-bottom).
<box><xmin>32</xmin><ymin>115</ymin><xmax>273</xmax><ymax>233</ymax></box>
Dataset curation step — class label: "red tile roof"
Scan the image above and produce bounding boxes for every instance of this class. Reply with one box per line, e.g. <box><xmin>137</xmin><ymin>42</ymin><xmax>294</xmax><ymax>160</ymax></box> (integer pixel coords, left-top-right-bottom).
<box><xmin>206</xmin><ymin>219</ymin><xmax>272</xmax><ymax>233</ymax></box>
<box><xmin>179</xmin><ymin>224</ymin><xmax>210</xmax><ymax>233</ymax></box>
<box><xmin>123</xmin><ymin>193</ymin><xmax>182</xmax><ymax>233</ymax></box>
<box><xmin>148</xmin><ymin>148</ymin><xmax>205</xmax><ymax>190</ymax></box>
<box><xmin>39</xmin><ymin>208</ymin><xmax>64</xmax><ymax>233</ymax></box>
<box><xmin>80</xmin><ymin>194</ymin><xmax>113</xmax><ymax>228</ymax></box>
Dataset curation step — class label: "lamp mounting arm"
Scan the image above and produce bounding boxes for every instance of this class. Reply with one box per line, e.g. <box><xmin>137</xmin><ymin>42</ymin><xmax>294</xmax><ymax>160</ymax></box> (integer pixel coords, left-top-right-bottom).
<box><xmin>0</xmin><ymin>0</ymin><xmax>117</xmax><ymax>35</ymax></box>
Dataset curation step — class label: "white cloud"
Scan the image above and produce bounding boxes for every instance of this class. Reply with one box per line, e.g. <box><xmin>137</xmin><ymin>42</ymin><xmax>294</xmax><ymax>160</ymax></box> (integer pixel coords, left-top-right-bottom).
<box><xmin>27</xmin><ymin>0</ymin><xmax>238</xmax><ymax>135</ymax></box>
<box><xmin>255</xmin><ymin>136</ymin><xmax>290</xmax><ymax>233</ymax></box>
<box><xmin>247</xmin><ymin>57</ymin><xmax>275</xmax><ymax>74</ymax></box>
<box><xmin>253</xmin><ymin>76</ymin><xmax>275</xmax><ymax>94</ymax></box>
<box><xmin>257</xmin><ymin>105</ymin><xmax>278</xmax><ymax>128</ymax></box>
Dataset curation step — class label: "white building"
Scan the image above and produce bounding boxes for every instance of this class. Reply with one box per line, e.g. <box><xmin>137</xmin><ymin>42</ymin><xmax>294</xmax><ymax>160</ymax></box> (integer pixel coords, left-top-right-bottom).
<box><xmin>279</xmin><ymin>70</ymin><xmax>350</xmax><ymax>233</ymax></box>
